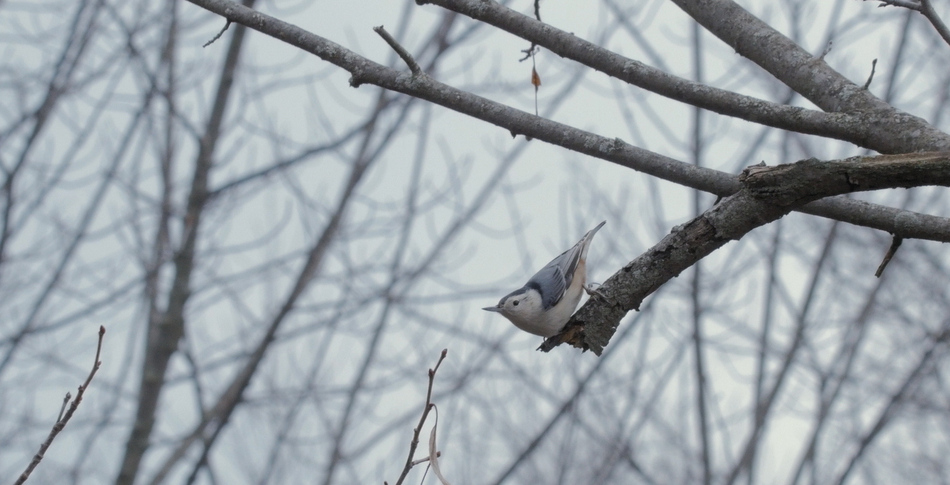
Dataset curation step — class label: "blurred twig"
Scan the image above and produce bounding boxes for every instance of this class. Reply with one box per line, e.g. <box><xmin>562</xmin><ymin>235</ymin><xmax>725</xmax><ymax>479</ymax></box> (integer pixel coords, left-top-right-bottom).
<box><xmin>15</xmin><ymin>326</ymin><xmax>105</xmax><ymax>485</ymax></box>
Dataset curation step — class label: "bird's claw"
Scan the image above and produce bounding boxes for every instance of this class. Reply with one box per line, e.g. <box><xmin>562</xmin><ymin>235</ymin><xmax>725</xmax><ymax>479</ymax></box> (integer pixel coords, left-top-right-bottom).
<box><xmin>585</xmin><ymin>282</ymin><xmax>607</xmax><ymax>300</ymax></box>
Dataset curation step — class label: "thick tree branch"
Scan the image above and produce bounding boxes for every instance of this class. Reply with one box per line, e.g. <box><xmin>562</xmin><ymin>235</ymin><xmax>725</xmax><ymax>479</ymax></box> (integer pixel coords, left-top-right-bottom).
<box><xmin>540</xmin><ymin>187</ymin><xmax>790</xmax><ymax>355</ymax></box>
<box><xmin>740</xmin><ymin>152</ymin><xmax>950</xmax><ymax>205</ymax></box>
<box><xmin>419</xmin><ymin>0</ymin><xmax>950</xmax><ymax>154</ymax></box>
<box><xmin>542</xmin><ymin>153</ymin><xmax>950</xmax><ymax>354</ymax></box>
<box><xmin>184</xmin><ymin>0</ymin><xmax>950</xmax><ymax>243</ymax></box>
<box><xmin>416</xmin><ymin>0</ymin><xmax>867</xmax><ymax>148</ymax></box>
<box><xmin>668</xmin><ymin>0</ymin><xmax>950</xmax><ymax>153</ymax></box>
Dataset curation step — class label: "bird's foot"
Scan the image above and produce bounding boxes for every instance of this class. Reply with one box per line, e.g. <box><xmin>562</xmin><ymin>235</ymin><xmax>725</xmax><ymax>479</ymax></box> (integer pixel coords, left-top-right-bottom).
<box><xmin>585</xmin><ymin>282</ymin><xmax>607</xmax><ymax>300</ymax></box>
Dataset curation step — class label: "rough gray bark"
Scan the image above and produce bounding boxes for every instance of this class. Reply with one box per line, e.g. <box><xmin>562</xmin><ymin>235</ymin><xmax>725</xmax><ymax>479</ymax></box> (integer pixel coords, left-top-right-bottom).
<box><xmin>185</xmin><ymin>0</ymin><xmax>950</xmax><ymax>244</ymax></box>
<box><xmin>543</xmin><ymin>152</ymin><xmax>950</xmax><ymax>354</ymax></box>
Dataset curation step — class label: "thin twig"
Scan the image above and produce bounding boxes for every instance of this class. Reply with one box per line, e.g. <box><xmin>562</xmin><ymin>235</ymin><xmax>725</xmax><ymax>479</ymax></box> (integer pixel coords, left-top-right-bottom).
<box><xmin>863</xmin><ymin>58</ymin><xmax>877</xmax><ymax>89</ymax></box>
<box><xmin>872</xmin><ymin>0</ymin><xmax>921</xmax><ymax>11</ymax></box>
<box><xmin>203</xmin><ymin>19</ymin><xmax>231</xmax><ymax>48</ymax></box>
<box><xmin>56</xmin><ymin>393</ymin><xmax>70</xmax><ymax>423</ymax></box>
<box><xmin>875</xmin><ymin>236</ymin><xmax>903</xmax><ymax>277</ymax></box>
<box><xmin>871</xmin><ymin>0</ymin><xmax>950</xmax><ymax>46</ymax></box>
<box><xmin>518</xmin><ymin>0</ymin><xmax>542</xmax><ymax>62</ymax></box>
<box><xmin>15</xmin><ymin>326</ymin><xmax>105</xmax><ymax>485</ymax></box>
<box><xmin>410</xmin><ymin>452</ymin><xmax>440</xmax><ymax>467</ymax></box>
<box><xmin>919</xmin><ymin>0</ymin><xmax>950</xmax><ymax>48</ymax></box>
<box><xmin>391</xmin><ymin>349</ymin><xmax>447</xmax><ymax>485</ymax></box>
<box><xmin>818</xmin><ymin>40</ymin><xmax>833</xmax><ymax>60</ymax></box>
<box><xmin>373</xmin><ymin>25</ymin><xmax>421</xmax><ymax>75</ymax></box>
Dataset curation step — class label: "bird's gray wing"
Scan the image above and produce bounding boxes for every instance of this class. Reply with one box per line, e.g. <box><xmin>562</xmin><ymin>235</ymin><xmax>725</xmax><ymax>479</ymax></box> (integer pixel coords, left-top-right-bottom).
<box><xmin>526</xmin><ymin>244</ymin><xmax>580</xmax><ymax>309</ymax></box>
<box><xmin>523</xmin><ymin>221</ymin><xmax>604</xmax><ymax>310</ymax></box>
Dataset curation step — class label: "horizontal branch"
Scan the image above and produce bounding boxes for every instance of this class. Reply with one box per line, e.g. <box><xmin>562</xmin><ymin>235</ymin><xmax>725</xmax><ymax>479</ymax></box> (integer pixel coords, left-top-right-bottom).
<box><xmin>871</xmin><ymin>0</ymin><xmax>921</xmax><ymax>9</ymax></box>
<box><xmin>741</xmin><ymin>152</ymin><xmax>950</xmax><ymax>205</ymax></box>
<box><xmin>543</xmin><ymin>153</ymin><xmax>950</xmax><ymax>354</ymax></box>
<box><xmin>183</xmin><ymin>0</ymin><xmax>950</xmax><ymax>243</ymax></box>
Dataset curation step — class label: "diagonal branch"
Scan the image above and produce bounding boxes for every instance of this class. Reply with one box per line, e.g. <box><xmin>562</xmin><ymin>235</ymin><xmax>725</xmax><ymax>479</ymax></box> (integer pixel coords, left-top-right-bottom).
<box><xmin>918</xmin><ymin>0</ymin><xmax>950</xmax><ymax>48</ymax></box>
<box><xmin>874</xmin><ymin>0</ymin><xmax>950</xmax><ymax>47</ymax></box>
<box><xmin>542</xmin><ymin>152</ymin><xmax>950</xmax><ymax>354</ymax></box>
<box><xmin>15</xmin><ymin>326</ymin><xmax>105</xmax><ymax>485</ymax></box>
<box><xmin>183</xmin><ymin>0</ymin><xmax>950</xmax><ymax>243</ymax></box>
<box><xmin>418</xmin><ymin>0</ymin><xmax>950</xmax><ymax>154</ymax></box>
<box><xmin>391</xmin><ymin>349</ymin><xmax>448</xmax><ymax>485</ymax></box>
<box><xmin>668</xmin><ymin>0</ymin><xmax>950</xmax><ymax>153</ymax></box>
<box><xmin>416</xmin><ymin>0</ymin><xmax>865</xmax><ymax>148</ymax></box>
<box><xmin>832</xmin><ymin>327</ymin><xmax>949</xmax><ymax>485</ymax></box>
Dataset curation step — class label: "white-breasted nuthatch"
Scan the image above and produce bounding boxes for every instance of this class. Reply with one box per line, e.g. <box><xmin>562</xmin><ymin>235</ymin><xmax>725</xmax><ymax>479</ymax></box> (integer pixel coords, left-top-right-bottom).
<box><xmin>483</xmin><ymin>221</ymin><xmax>606</xmax><ymax>337</ymax></box>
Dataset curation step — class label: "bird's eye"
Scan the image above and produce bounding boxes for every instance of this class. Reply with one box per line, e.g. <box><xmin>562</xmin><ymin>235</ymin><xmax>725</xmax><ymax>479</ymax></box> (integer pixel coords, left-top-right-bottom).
<box><xmin>512</xmin><ymin>300</ymin><xmax>520</xmax><ymax>306</ymax></box>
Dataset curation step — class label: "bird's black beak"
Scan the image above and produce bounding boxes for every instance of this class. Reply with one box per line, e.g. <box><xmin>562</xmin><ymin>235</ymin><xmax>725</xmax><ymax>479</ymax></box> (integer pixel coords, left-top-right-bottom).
<box><xmin>482</xmin><ymin>306</ymin><xmax>501</xmax><ymax>312</ymax></box>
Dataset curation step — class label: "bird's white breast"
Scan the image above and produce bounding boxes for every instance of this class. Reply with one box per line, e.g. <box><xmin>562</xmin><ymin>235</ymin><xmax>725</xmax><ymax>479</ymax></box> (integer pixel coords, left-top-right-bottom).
<box><xmin>510</xmin><ymin>260</ymin><xmax>587</xmax><ymax>337</ymax></box>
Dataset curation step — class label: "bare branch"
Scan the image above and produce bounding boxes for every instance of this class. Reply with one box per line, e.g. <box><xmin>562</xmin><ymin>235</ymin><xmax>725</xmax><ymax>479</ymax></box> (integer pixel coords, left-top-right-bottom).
<box><xmin>833</xmin><ymin>328</ymin><xmax>948</xmax><ymax>484</ymax></box>
<box><xmin>183</xmin><ymin>0</ymin><xmax>950</xmax><ymax>243</ymax></box>
<box><xmin>871</xmin><ymin>0</ymin><xmax>922</xmax><ymax>11</ymax></box>
<box><xmin>202</xmin><ymin>19</ymin><xmax>231</xmax><ymax>47</ymax></box>
<box><xmin>56</xmin><ymin>393</ymin><xmax>70</xmax><ymax>423</ymax></box>
<box><xmin>875</xmin><ymin>236</ymin><xmax>903</xmax><ymax>277</ymax></box>
<box><xmin>668</xmin><ymin>0</ymin><xmax>950</xmax><ymax>152</ymax></box>
<box><xmin>373</xmin><ymin>25</ymin><xmax>422</xmax><ymax>75</ymax></box>
<box><xmin>544</xmin><ymin>152</ymin><xmax>950</xmax><ymax>354</ymax></box>
<box><xmin>7</xmin><ymin>1</ymin><xmax>950</xmax><ymax>483</ymax></box>
<box><xmin>739</xmin><ymin>152</ymin><xmax>950</xmax><ymax>204</ymax></box>
<box><xmin>417</xmin><ymin>0</ymin><xmax>866</xmax><ymax>145</ymax></box>
<box><xmin>875</xmin><ymin>0</ymin><xmax>950</xmax><ymax>47</ymax></box>
<box><xmin>420</xmin><ymin>0</ymin><xmax>950</xmax><ymax>154</ymax></box>
<box><xmin>863</xmin><ymin>58</ymin><xmax>877</xmax><ymax>90</ymax></box>
<box><xmin>15</xmin><ymin>326</ymin><xmax>105</xmax><ymax>485</ymax></box>
<box><xmin>116</xmin><ymin>5</ymin><xmax>254</xmax><ymax>482</ymax></box>
<box><xmin>392</xmin><ymin>349</ymin><xmax>448</xmax><ymax>485</ymax></box>
<box><xmin>919</xmin><ymin>0</ymin><xmax>950</xmax><ymax>47</ymax></box>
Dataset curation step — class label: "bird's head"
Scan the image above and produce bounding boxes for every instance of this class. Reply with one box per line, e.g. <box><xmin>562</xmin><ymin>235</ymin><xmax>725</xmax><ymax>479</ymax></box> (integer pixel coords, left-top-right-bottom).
<box><xmin>482</xmin><ymin>286</ymin><xmax>544</xmax><ymax>325</ymax></box>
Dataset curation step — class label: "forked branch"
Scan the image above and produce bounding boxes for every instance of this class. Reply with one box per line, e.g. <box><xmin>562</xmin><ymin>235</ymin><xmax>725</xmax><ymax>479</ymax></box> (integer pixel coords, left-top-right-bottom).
<box><xmin>387</xmin><ymin>349</ymin><xmax>449</xmax><ymax>485</ymax></box>
<box><xmin>15</xmin><ymin>326</ymin><xmax>105</xmax><ymax>485</ymax></box>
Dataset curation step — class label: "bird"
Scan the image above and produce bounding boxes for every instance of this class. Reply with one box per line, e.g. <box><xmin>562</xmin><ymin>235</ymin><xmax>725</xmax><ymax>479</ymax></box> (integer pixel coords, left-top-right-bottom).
<box><xmin>483</xmin><ymin>221</ymin><xmax>606</xmax><ymax>337</ymax></box>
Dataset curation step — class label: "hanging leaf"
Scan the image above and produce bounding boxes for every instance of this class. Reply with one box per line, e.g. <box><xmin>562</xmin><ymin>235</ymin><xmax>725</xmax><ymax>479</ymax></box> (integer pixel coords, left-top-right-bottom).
<box><xmin>428</xmin><ymin>406</ymin><xmax>451</xmax><ymax>485</ymax></box>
